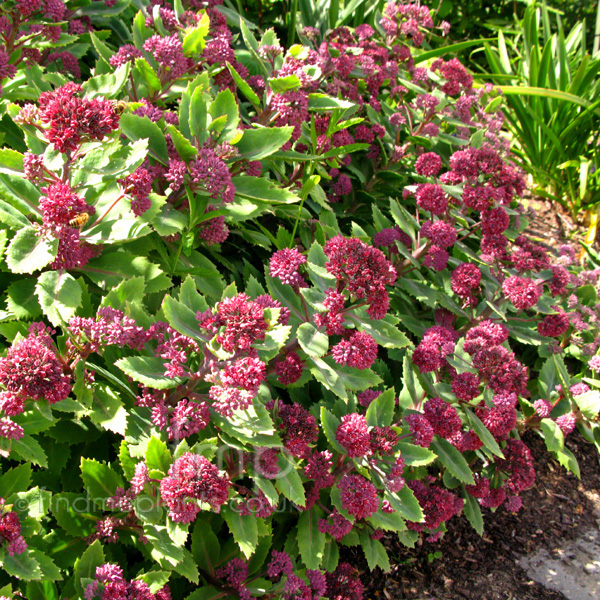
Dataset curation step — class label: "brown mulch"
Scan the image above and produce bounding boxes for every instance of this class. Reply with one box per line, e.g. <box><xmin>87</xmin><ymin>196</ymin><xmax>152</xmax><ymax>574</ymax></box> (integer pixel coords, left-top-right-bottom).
<box><xmin>349</xmin><ymin>431</ymin><xmax>600</xmax><ymax>600</ymax></box>
<box><xmin>348</xmin><ymin>198</ymin><xmax>600</xmax><ymax>599</ymax></box>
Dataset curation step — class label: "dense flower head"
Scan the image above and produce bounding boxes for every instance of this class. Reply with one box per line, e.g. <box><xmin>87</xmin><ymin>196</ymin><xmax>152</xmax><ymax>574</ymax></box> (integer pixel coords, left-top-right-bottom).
<box><xmin>502</xmin><ymin>276</ymin><xmax>541</xmax><ymax>310</ymax></box>
<box><xmin>451</xmin><ymin>372</ymin><xmax>481</xmax><ymax>402</ymax></box>
<box><xmin>212</xmin><ymin>294</ymin><xmax>269</xmax><ymax>352</ymax></box>
<box><xmin>336</xmin><ymin>413</ymin><xmax>370</xmax><ymax>457</ymax></box>
<box><xmin>160</xmin><ymin>453</ymin><xmax>230</xmax><ymax>522</ymax></box>
<box><xmin>477</xmin><ymin>403</ymin><xmax>517</xmax><ymax>440</ymax></box>
<box><xmin>325</xmin><ymin>562</ymin><xmax>364</xmax><ymax>600</ymax></box>
<box><xmin>143</xmin><ymin>34</ymin><xmax>192</xmax><ymax>80</ymax></box>
<box><xmin>269</xmin><ymin>248</ymin><xmax>307</xmax><ymax>288</ymax></box>
<box><xmin>0</xmin><ymin>503</ymin><xmax>27</xmax><ymax>556</ymax></box>
<box><xmin>119</xmin><ymin>167</ymin><xmax>153</xmax><ymax>216</ymax></box>
<box><xmin>84</xmin><ymin>562</ymin><xmax>171</xmax><ymax>599</ymax></box>
<box><xmin>415</xmin><ymin>183</ymin><xmax>448</xmax><ymax>215</ymax></box>
<box><xmin>432</xmin><ymin>57</ymin><xmax>473</xmax><ymax>95</ymax></box>
<box><xmin>464</xmin><ymin>320</ymin><xmax>509</xmax><ymax>355</ymax></box>
<box><xmin>405</xmin><ymin>412</ymin><xmax>434</xmax><ymax>448</ymax></box>
<box><xmin>331</xmin><ymin>331</ymin><xmax>378</xmax><ymax>369</ymax></box>
<box><xmin>274</xmin><ymin>351</ymin><xmax>305</xmax><ymax>385</ymax></box>
<box><xmin>555</xmin><ymin>412</ymin><xmax>577</xmax><ymax>436</ymax></box>
<box><xmin>537</xmin><ymin>312</ymin><xmax>570</xmax><ymax>337</ymax></box>
<box><xmin>323</xmin><ymin>236</ymin><xmax>397</xmax><ymax>319</ymax></box>
<box><xmin>415</xmin><ymin>152</ymin><xmax>442</xmax><ymax>177</ymax></box>
<box><xmin>69</xmin><ymin>307</ymin><xmax>148</xmax><ymax>352</ymax></box>
<box><xmin>0</xmin><ymin>329</ymin><xmax>71</xmax><ymax>405</ymax></box>
<box><xmin>338</xmin><ymin>474</ymin><xmax>379</xmax><ymax>519</ymax></box>
<box><xmin>481</xmin><ymin>206</ymin><xmax>510</xmax><ymax>235</ymax></box>
<box><xmin>407</xmin><ymin>479</ymin><xmax>463</xmax><ymax>531</ymax></box>
<box><xmin>318</xmin><ymin>510</ymin><xmax>353</xmax><ymax>541</ymax></box>
<box><xmin>412</xmin><ymin>325</ymin><xmax>456</xmax><ymax>373</ymax></box>
<box><xmin>423</xmin><ymin>397</ymin><xmax>462</xmax><ymax>439</ymax></box>
<box><xmin>499</xmin><ymin>439</ymin><xmax>535</xmax><ymax>496</ymax></box>
<box><xmin>110</xmin><ymin>44</ymin><xmax>143</xmax><ymax>68</ymax></box>
<box><xmin>451</xmin><ymin>263</ymin><xmax>481</xmax><ymax>305</ymax></box>
<box><xmin>278</xmin><ymin>402</ymin><xmax>318</xmax><ymax>457</ymax></box>
<box><xmin>314</xmin><ymin>288</ymin><xmax>347</xmax><ymax>335</ymax></box>
<box><xmin>167</xmin><ymin>398</ymin><xmax>210</xmax><ymax>440</ymax></box>
<box><xmin>421</xmin><ymin>220</ymin><xmax>457</xmax><ymax>248</ymax></box>
<box><xmin>189</xmin><ymin>148</ymin><xmax>235</xmax><ymax>203</ymax></box>
<box><xmin>38</xmin><ymin>83</ymin><xmax>120</xmax><ymax>153</ymax></box>
<box><xmin>39</xmin><ymin>182</ymin><xmax>92</xmax><ymax>228</ymax></box>
<box><xmin>472</xmin><ymin>346</ymin><xmax>529</xmax><ymax>396</ymax></box>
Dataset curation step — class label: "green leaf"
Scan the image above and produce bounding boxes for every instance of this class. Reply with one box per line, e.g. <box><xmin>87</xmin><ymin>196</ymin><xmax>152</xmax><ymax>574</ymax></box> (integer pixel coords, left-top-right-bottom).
<box><xmin>348</xmin><ymin>309</ymin><xmax>411</xmax><ymax>349</ymax></box>
<box><xmin>269</xmin><ymin>74</ymin><xmax>302</xmax><ymax>93</ymax></box>
<box><xmin>0</xmin><ymin>464</ymin><xmax>32</xmax><ymax>499</ymax></box>
<box><xmin>5</xmin><ymin>279</ymin><xmax>42</xmax><ymax>320</ymax></box>
<box><xmin>384</xmin><ymin>486</ymin><xmax>424</xmax><ymax>522</ymax></box>
<box><xmin>226</xmin><ymin>62</ymin><xmax>260</xmax><ymax>106</ymax></box>
<box><xmin>165</xmin><ymin>125</ymin><xmax>198</xmax><ymax>162</ymax></box>
<box><xmin>162</xmin><ymin>295</ymin><xmax>203</xmax><ymax>342</ymax></box>
<box><xmin>320</xmin><ymin>406</ymin><xmax>346</xmax><ymax>454</ymax></box>
<box><xmin>367</xmin><ymin>508</ymin><xmax>406</xmax><ymax>532</ymax></box>
<box><xmin>297</xmin><ymin>322</ymin><xmax>329</xmax><ymax>358</ymax></box>
<box><xmin>359</xmin><ymin>530</ymin><xmax>391</xmax><ymax>572</ymax></box>
<box><xmin>6</xmin><ymin>227</ymin><xmax>58</xmax><ymax>274</ymax></box>
<box><xmin>209</xmin><ymin>89</ymin><xmax>239</xmax><ymax>141</ymax></box>
<box><xmin>184</xmin><ymin>587</ymin><xmax>223</xmax><ymax>600</ymax></box>
<box><xmin>191</xmin><ymin>521</ymin><xmax>220</xmax><ymax>576</ymax></box>
<box><xmin>540</xmin><ymin>418</ymin><xmax>565</xmax><ymax>452</ymax></box>
<box><xmin>80</xmin><ymin>458</ymin><xmax>124</xmax><ymax>500</ymax></box>
<box><xmin>136</xmin><ymin>571</ymin><xmax>171</xmax><ymax>594</ymax></box>
<box><xmin>297</xmin><ymin>508</ymin><xmax>325</xmax><ymax>569</ymax></box>
<box><xmin>396</xmin><ymin>442</ymin><xmax>436</xmax><ymax>467</ymax></box>
<box><xmin>2</xmin><ymin>548</ymin><xmax>42</xmax><ymax>581</ymax></box>
<box><xmin>463</xmin><ymin>407</ymin><xmax>504</xmax><ymax>458</ymax></box>
<box><xmin>35</xmin><ymin>271</ymin><xmax>82</xmax><ymax>326</ymax></box>
<box><xmin>233</xmin><ymin>176</ymin><xmax>300</xmax><ymax>204</ymax></box>
<box><xmin>555</xmin><ymin>447</ymin><xmax>580</xmax><ymax>478</ymax></box>
<box><xmin>146</xmin><ymin>436</ymin><xmax>172</xmax><ymax>474</ymax></box>
<box><xmin>462</xmin><ymin>490</ymin><xmax>484</xmax><ymax>535</ymax></box>
<box><xmin>14</xmin><ymin>486</ymin><xmax>50</xmax><ymax>519</ymax></box>
<box><xmin>144</xmin><ymin>524</ymin><xmax>184</xmax><ymax>567</ymax></box>
<box><xmin>74</xmin><ymin>541</ymin><xmax>105</xmax><ymax>596</ymax></box>
<box><xmin>88</xmin><ymin>384</ymin><xmax>128</xmax><ymax>435</ymax></box>
<box><xmin>12</xmin><ymin>436</ymin><xmax>48</xmax><ymax>467</ymax></box>
<box><xmin>431</xmin><ymin>438</ymin><xmax>475</xmax><ymax>484</ymax></box>
<box><xmin>234</xmin><ymin>126</ymin><xmax>293</xmax><ymax>160</ymax></box>
<box><xmin>572</xmin><ymin>390</ymin><xmax>600</xmax><ymax>419</ymax></box>
<box><xmin>308</xmin><ymin>93</ymin><xmax>356</xmax><ymax>111</ymax></box>
<box><xmin>116</xmin><ymin>356</ymin><xmax>184</xmax><ymax>390</ymax></box>
<box><xmin>211</xmin><ymin>403</ymin><xmax>280</xmax><ymax>447</ymax></box>
<box><xmin>222</xmin><ymin>505</ymin><xmax>258</xmax><ymax>559</ymax></box>
<box><xmin>0</xmin><ymin>148</ymin><xmax>23</xmax><ymax>173</ymax></box>
<box><xmin>0</xmin><ymin>198</ymin><xmax>30</xmax><ymax>229</ymax></box>
<box><xmin>51</xmin><ymin>492</ymin><xmax>100</xmax><ymax>537</ymax></box>
<box><xmin>0</xmin><ymin>173</ymin><xmax>40</xmax><ymax>214</ymax></box>
<box><xmin>120</xmin><ymin>114</ymin><xmax>168</xmax><ymax>164</ymax></box>
<box><xmin>336</xmin><ymin>364</ymin><xmax>382</xmax><ymax>392</ymax></box>
<box><xmin>365</xmin><ymin>388</ymin><xmax>396</xmax><ymax>427</ymax></box>
<box><xmin>275</xmin><ymin>454</ymin><xmax>306</xmax><ymax>507</ymax></box>
<box><xmin>182</xmin><ymin>13</ymin><xmax>210</xmax><ymax>55</ymax></box>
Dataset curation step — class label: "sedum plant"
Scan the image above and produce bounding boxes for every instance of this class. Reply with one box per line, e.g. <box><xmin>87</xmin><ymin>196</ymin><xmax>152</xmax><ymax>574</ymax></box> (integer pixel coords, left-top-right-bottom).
<box><xmin>0</xmin><ymin>1</ymin><xmax>599</xmax><ymax>599</ymax></box>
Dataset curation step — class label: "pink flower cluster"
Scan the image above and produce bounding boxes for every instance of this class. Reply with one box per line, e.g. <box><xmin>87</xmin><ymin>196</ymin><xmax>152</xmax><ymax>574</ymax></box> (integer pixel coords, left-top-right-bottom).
<box><xmin>160</xmin><ymin>453</ymin><xmax>230</xmax><ymax>522</ymax></box>
<box><xmin>0</xmin><ymin>501</ymin><xmax>27</xmax><ymax>556</ymax></box>
<box><xmin>324</xmin><ymin>236</ymin><xmax>397</xmax><ymax>319</ymax></box>
<box><xmin>84</xmin><ymin>563</ymin><xmax>171</xmax><ymax>600</ymax></box>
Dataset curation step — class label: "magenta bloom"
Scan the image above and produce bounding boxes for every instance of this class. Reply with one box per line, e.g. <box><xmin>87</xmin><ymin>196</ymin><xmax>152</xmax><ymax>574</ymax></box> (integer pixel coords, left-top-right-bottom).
<box><xmin>423</xmin><ymin>397</ymin><xmax>462</xmax><ymax>439</ymax></box>
<box><xmin>405</xmin><ymin>413</ymin><xmax>434</xmax><ymax>448</ymax></box>
<box><xmin>451</xmin><ymin>263</ymin><xmax>481</xmax><ymax>305</ymax></box>
<box><xmin>269</xmin><ymin>248</ymin><xmax>307</xmax><ymax>288</ymax></box>
<box><xmin>338</xmin><ymin>474</ymin><xmax>379</xmax><ymax>519</ymax></box>
<box><xmin>160</xmin><ymin>453</ymin><xmax>230</xmax><ymax>522</ymax></box>
<box><xmin>502</xmin><ymin>276</ymin><xmax>541</xmax><ymax>310</ymax></box>
<box><xmin>415</xmin><ymin>152</ymin><xmax>442</xmax><ymax>177</ymax></box>
<box><xmin>38</xmin><ymin>83</ymin><xmax>120</xmax><ymax>153</ymax></box>
<box><xmin>0</xmin><ymin>331</ymin><xmax>71</xmax><ymax>406</ymax></box>
<box><xmin>274</xmin><ymin>351</ymin><xmax>305</xmax><ymax>385</ymax></box>
<box><xmin>278</xmin><ymin>402</ymin><xmax>318</xmax><ymax>457</ymax></box>
<box><xmin>324</xmin><ymin>236</ymin><xmax>397</xmax><ymax>319</ymax></box>
<box><xmin>336</xmin><ymin>413</ymin><xmax>370</xmax><ymax>457</ymax></box>
<box><xmin>537</xmin><ymin>312</ymin><xmax>569</xmax><ymax>337</ymax></box>
<box><xmin>332</xmin><ymin>331</ymin><xmax>378</xmax><ymax>369</ymax></box>
<box><xmin>416</xmin><ymin>183</ymin><xmax>447</xmax><ymax>216</ymax></box>
<box><xmin>213</xmin><ymin>294</ymin><xmax>269</xmax><ymax>352</ymax></box>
